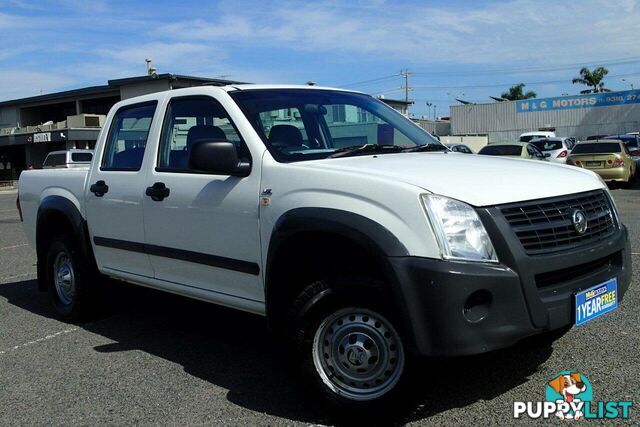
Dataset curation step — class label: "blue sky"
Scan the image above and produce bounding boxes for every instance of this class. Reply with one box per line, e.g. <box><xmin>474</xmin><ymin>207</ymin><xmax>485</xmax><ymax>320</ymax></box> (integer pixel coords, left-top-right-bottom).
<box><xmin>1</xmin><ymin>0</ymin><xmax>640</xmax><ymax>117</ymax></box>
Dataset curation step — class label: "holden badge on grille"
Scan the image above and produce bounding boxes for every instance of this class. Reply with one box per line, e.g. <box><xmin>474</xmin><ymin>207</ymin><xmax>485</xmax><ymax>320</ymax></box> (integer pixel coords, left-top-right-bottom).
<box><xmin>572</xmin><ymin>209</ymin><xmax>588</xmax><ymax>235</ymax></box>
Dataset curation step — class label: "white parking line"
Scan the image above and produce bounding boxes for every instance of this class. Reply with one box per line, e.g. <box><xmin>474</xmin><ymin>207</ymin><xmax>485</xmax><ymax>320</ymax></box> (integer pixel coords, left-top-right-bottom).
<box><xmin>0</xmin><ymin>243</ymin><xmax>28</xmax><ymax>251</ymax></box>
<box><xmin>0</xmin><ymin>328</ymin><xmax>78</xmax><ymax>356</ymax></box>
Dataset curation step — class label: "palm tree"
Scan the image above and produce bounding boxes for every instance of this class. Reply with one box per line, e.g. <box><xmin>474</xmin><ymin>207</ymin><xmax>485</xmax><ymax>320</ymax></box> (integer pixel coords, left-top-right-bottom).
<box><xmin>572</xmin><ymin>67</ymin><xmax>611</xmax><ymax>94</ymax></box>
<box><xmin>500</xmin><ymin>83</ymin><xmax>537</xmax><ymax>100</ymax></box>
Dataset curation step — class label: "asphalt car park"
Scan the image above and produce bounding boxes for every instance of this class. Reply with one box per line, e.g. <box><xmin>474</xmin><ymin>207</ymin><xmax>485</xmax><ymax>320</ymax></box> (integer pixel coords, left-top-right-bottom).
<box><xmin>0</xmin><ymin>185</ymin><xmax>638</xmax><ymax>426</ymax></box>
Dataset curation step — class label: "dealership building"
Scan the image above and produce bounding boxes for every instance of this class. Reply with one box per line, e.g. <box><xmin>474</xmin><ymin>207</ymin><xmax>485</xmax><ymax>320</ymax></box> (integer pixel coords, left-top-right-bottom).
<box><xmin>451</xmin><ymin>89</ymin><xmax>640</xmax><ymax>142</ymax></box>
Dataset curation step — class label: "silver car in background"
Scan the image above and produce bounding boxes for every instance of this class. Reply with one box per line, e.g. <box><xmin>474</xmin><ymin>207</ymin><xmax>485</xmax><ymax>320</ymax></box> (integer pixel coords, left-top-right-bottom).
<box><xmin>530</xmin><ymin>137</ymin><xmax>576</xmax><ymax>164</ymax></box>
<box><xmin>445</xmin><ymin>143</ymin><xmax>475</xmax><ymax>154</ymax></box>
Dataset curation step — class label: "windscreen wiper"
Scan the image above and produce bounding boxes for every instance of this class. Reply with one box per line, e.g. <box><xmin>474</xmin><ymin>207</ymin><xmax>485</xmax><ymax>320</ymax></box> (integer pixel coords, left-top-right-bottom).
<box><xmin>402</xmin><ymin>143</ymin><xmax>449</xmax><ymax>153</ymax></box>
<box><xmin>328</xmin><ymin>144</ymin><xmax>404</xmax><ymax>158</ymax></box>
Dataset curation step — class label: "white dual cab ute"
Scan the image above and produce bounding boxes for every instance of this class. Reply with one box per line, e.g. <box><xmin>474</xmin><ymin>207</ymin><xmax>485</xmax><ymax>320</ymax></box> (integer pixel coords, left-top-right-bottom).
<box><xmin>19</xmin><ymin>85</ymin><xmax>631</xmax><ymax>409</ymax></box>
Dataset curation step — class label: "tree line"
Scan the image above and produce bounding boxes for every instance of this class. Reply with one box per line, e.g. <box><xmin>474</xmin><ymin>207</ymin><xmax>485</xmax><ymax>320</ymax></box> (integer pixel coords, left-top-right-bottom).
<box><xmin>499</xmin><ymin>67</ymin><xmax>612</xmax><ymax>101</ymax></box>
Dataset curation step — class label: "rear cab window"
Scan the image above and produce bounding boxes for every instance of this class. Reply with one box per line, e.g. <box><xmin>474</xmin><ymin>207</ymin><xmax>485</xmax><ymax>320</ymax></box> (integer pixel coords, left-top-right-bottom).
<box><xmin>101</xmin><ymin>102</ymin><xmax>157</xmax><ymax>171</ymax></box>
<box><xmin>71</xmin><ymin>153</ymin><xmax>93</xmax><ymax>162</ymax></box>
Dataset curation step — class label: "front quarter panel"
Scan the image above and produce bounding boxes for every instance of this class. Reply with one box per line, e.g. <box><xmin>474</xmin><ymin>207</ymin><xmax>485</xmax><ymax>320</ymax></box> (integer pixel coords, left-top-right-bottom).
<box><xmin>259</xmin><ymin>153</ymin><xmax>441</xmax><ymax>273</ymax></box>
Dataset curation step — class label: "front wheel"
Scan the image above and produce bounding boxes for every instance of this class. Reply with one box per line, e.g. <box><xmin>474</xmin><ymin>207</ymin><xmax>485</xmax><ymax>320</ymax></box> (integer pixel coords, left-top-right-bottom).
<box><xmin>289</xmin><ymin>281</ymin><xmax>408</xmax><ymax>412</ymax></box>
<box><xmin>312</xmin><ymin>307</ymin><xmax>406</xmax><ymax>402</ymax></box>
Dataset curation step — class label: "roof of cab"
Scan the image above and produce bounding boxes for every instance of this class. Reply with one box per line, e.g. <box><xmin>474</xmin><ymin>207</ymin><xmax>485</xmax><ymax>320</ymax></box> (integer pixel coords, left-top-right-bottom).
<box><xmin>220</xmin><ymin>84</ymin><xmax>364</xmax><ymax>94</ymax></box>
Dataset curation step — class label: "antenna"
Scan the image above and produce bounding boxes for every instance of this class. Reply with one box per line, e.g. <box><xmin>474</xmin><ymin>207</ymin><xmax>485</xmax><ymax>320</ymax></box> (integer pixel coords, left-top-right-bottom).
<box><xmin>145</xmin><ymin>58</ymin><xmax>157</xmax><ymax>78</ymax></box>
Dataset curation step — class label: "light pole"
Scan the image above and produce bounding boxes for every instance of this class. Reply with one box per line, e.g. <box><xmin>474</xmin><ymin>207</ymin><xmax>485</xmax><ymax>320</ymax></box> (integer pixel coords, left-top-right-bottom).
<box><xmin>425</xmin><ymin>102</ymin><xmax>433</xmax><ymax>120</ymax></box>
<box><xmin>622</xmin><ymin>79</ymin><xmax>635</xmax><ymax>90</ymax></box>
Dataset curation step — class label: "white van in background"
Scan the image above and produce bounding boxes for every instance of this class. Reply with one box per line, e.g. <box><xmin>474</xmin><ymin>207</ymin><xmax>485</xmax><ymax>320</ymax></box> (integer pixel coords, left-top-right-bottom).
<box><xmin>42</xmin><ymin>149</ymin><xmax>94</xmax><ymax>169</ymax></box>
<box><xmin>519</xmin><ymin>131</ymin><xmax>556</xmax><ymax>142</ymax></box>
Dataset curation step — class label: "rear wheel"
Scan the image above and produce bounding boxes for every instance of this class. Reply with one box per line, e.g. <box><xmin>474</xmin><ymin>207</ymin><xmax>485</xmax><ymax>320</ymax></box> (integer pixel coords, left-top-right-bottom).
<box><xmin>45</xmin><ymin>235</ymin><xmax>100</xmax><ymax>321</ymax></box>
<box><xmin>288</xmin><ymin>280</ymin><xmax>408</xmax><ymax>412</ymax></box>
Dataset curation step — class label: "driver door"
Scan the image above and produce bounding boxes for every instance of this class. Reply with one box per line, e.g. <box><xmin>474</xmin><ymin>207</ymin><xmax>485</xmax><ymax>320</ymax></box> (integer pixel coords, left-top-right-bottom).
<box><xmin>141</xmin><ymin>95</ymin><xmax>264</xmax><ymax>310</ymax></box>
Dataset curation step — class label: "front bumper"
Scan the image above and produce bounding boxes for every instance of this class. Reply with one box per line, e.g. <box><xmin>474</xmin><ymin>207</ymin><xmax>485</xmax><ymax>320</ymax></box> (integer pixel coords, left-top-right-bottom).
<box><xmin>389</xmin><ymin>224</ymin><xmax>632</xmax><ymax>357</ymax></box>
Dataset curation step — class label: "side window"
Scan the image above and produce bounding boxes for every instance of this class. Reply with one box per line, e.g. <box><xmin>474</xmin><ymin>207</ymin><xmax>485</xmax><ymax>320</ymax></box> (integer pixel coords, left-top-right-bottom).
<box><xmin>101</xmin><ymin>102</ymin><xmax>157</xmax><ymax>171</ymax></box>
<box><xmin>158</xmin><ymin>97</ymin><xmax>246</xmax><ymax>171</ymax></box>
<box><xmin>43</xmin><ymin>153</ymin><xmax>65</xmax><ymax>168</ymax></box>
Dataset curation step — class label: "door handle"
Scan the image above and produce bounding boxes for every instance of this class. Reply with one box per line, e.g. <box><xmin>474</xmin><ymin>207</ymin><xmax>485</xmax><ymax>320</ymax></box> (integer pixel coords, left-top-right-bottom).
<box><xmin>145</xmin><ymin>182</ymin><xmax>170</xmax><ymax>201</ymax></box>
<box><xmin>90</xmin><ymin>180</ymin><xmax>109</xmax><ymax>197</ymax></box>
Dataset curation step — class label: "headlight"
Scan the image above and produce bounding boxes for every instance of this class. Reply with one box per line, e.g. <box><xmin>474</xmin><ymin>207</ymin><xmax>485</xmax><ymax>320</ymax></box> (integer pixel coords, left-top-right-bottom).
<box><xmin>422</xmin><ymin>194</ymin><xmax>498</xmax><ymax>263</ymax></box>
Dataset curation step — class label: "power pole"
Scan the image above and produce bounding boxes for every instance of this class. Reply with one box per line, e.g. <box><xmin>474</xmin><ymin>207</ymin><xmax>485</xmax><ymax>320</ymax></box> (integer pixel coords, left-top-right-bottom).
<box><xmin>400</xmin><ymin>69</ymin><xmax>412</xmax><ymax>103</ymax></box>
<box><xmin>400</xmin><ymin>69</ymin><xmax>413</xmax><ymax>116</ymax></box>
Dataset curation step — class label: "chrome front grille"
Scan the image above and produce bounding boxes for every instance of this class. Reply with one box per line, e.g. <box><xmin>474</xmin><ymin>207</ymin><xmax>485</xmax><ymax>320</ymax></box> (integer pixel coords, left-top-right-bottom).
<box><xmin>499</xmin><ymin>190</ymin><xmax>617</xmax><ymax>255</ymax></box>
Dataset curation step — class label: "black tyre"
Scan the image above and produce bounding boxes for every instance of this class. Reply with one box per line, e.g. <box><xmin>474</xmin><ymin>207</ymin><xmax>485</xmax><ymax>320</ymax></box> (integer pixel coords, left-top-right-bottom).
<box><xmin>45</xmin><ymin>234</ymin><xmax>100</xmax><ymax>321</ymax></box>
<box><xmin>288</xmin><ymin>280</ymin><xmax>408</xmax><ymax>413</ymax></box>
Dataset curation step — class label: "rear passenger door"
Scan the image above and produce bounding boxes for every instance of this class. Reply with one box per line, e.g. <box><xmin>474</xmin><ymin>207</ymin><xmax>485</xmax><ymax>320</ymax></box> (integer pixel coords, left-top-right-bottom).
<box><xmin>86</xmin><ymin>101</ymin><xmax>158</xmax><ymax>278</ymax></box>
<box><xmin>141</xmin><ymin>95</ymin><xmax>263</xmax><ymax>311</ymax></box>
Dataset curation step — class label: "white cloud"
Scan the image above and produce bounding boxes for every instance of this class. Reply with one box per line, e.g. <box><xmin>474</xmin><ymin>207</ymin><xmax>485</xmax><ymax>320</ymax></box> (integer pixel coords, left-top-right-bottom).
<box><xmin>155</xmin><ymin>0</ymin><xmax>640</xmax><ymax>65</ymax></box>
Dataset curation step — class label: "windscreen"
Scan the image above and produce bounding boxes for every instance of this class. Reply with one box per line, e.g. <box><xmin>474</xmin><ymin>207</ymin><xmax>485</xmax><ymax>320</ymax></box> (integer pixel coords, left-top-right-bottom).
<box><xmin>478</xmin><ymin>145</ymin><xmax>523</xmax><ymax>156</ymax></box>
<box><xmin>531</xmin><ymin>139</ymin><xmax>562</xmax><ymax>151</ymax></box>
<box><xmin>230</xmin><ymin>89</ymin><xmax>441</xmax><ymax>162</ymax></box>
<box><xmin>571</xmin><ymin>143</ymin><xmax>621</xmax><ymax>154</ymax></box>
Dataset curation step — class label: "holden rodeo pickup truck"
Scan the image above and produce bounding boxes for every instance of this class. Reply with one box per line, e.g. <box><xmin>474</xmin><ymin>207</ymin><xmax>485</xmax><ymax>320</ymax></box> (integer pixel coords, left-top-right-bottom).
<box><xmin>18</xmin><ymin>85</ymin><xmax>632</xmax><ymax>409</ymax></box>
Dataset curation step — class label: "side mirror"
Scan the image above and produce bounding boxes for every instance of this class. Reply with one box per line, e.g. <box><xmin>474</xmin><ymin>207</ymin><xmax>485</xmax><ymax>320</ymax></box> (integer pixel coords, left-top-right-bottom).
<box><xmin>189</xmin><ymin>140</ymin><xmax>251</xmax><ymax>177</ymax></box>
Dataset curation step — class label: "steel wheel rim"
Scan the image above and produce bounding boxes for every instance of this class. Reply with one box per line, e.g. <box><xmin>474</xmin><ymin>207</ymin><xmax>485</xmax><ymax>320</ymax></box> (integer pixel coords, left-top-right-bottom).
<box><xmin>312</xmin><ymin>308</ymin><xmax>405</xmax><ymax>401</ymax></box>
<box><xmin>53</xmin><ymin>251</ymin><xmax>75</xmax><ymax>306</ymax></box>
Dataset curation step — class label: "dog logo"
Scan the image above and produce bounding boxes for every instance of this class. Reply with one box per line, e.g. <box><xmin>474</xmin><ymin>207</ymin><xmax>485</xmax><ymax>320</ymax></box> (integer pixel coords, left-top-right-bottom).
<box><xmin>546</xmin><ymin>372</ymin><xmax>590</xmax><ymax>420</ymax></box>
<box><xmin>571</xmin><ymin>209</ymin><xmax>588</xmax><ymax>235</ymax></box>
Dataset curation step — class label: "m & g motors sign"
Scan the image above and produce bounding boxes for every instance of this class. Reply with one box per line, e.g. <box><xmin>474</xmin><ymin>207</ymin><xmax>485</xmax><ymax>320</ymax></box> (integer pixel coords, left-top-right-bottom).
<box><xmin>516</xmin><ymin>89</ymin><xmax>640</xmax><ymax>113</ymax></box>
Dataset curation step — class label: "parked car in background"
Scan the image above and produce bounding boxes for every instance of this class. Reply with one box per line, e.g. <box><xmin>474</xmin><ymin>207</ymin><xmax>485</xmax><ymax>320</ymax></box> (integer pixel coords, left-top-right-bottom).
<box><xmin>519</xmin><ymin>131</ymin><xmax>555</xmax><ymax>142</ymax></box>
<box><xmin>529</xmin><ymin>137</ymin><xmax>575</xmax><ymax>164</ymax></box>
<box><xmin>478</xmin><ymin>142</ymin><xmax>548</xmax><ymax>160</ymax></box>
<box><xmin>42</xmin><ymin>149</ymin><xmax>93</xmax><ymax>169</ymax></box>
<box><xmin>445</xmin><ymin>143</ymin><xmax>474</xmax><ymax>154</ymax></box>
<box><xmin>567</xmin><ymin>140</ymin><xmax>636</xmax><ymax>186</ymax></box>
<box><xmin>604</xmin><ymin>134</ymin><xmax>640</xmax><ymax>168</ymax></box>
